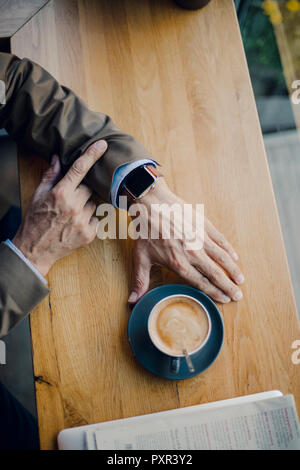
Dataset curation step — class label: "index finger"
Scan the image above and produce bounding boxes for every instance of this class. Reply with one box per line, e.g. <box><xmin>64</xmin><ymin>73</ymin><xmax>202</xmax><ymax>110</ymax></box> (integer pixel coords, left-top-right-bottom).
<box><xmin>57</xmin><ymin>140</ymin><xmax>107</xmax><ymax>191</ymax></box>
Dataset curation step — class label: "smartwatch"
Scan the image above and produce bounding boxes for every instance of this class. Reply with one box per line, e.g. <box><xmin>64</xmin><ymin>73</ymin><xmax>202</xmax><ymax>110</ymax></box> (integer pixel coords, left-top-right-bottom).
<box><xmin>118</xmin><ymin>164</ymin><xmax>162</xmax><ymax>208</ymax></box>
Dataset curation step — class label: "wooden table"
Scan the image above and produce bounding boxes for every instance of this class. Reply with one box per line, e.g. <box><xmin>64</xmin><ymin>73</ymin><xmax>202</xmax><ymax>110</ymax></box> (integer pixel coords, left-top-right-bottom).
<box><xmin>9</xmin><ymin>0</ymin><xmax>300</xmax><ymax>449</ymax></box>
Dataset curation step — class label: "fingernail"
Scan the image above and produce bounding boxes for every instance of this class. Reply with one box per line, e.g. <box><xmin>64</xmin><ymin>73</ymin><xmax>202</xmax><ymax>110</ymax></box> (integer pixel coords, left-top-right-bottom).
<box><xmin>236</xmin><ymin>274</ymin><xmax>245</xmax><ymax>284</ymax></box>
<box><xmin>232</xmin><ymin>252</ymin><xmax>238</xmax><ymax>261</ymax></box>
<box><xmin>96</xmin><ymin>140</ymin><xmax>107</xmax><ymax>151</ymax></box>
<box><xmin>233</xmin><ymin>290</ymin><xmax>243</xmax><ymax>301</ymax></box>
<box><xmin>222</xmin><ymin>295</ymin><xmax>231</xmax><ymax>303</ymax></box>
<box><xmin>128</xmin><ymin>292</ymin><xmax>138</xmax><ymax>303</ymax></box>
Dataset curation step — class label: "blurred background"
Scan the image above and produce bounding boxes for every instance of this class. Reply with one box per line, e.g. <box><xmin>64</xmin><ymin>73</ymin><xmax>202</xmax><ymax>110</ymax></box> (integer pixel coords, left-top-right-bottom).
<box><xmin>236</xmin><ymin>0</ymin><xmax>300</xmax><ymax>315</ymax></box>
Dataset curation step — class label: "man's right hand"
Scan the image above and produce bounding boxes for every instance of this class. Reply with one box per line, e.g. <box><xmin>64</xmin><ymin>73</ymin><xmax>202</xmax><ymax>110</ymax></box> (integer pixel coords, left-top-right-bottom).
<box><xmin>13</xmin><ymin>140</ymin><xmax>108</xmax><ymax>277</ymax></box>
<box><xmin>129</xmin><ymin>178</ymin><xmax>244</xmax><ymax>304</ymax></box>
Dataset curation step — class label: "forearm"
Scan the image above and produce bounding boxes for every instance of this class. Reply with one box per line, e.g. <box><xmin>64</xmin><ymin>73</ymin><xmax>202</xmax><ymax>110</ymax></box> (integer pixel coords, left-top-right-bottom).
<box><xmin>0</xmin><ymin>52</ymin><xmax>152</xmax><ymax>202</ymax></box>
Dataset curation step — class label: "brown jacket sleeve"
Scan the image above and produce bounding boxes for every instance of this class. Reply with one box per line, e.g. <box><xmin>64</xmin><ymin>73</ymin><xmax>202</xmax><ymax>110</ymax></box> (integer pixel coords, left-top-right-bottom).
<box><xmin>0</xmin><ymin>52</ymin><xmax>152</xmax><ymax>201</ymax></box>
<box><xmin>0</xmin><ymin>243</ymin><xmax>49</xmax><ymax>338</ymax></box>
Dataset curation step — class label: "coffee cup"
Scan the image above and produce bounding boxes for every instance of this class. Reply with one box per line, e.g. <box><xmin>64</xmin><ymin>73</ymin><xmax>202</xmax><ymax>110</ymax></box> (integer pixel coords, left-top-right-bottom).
<box><xmin>147</xmin><ymin>294</ymin><xmax>212</xmax><ymax>374</ymax></box>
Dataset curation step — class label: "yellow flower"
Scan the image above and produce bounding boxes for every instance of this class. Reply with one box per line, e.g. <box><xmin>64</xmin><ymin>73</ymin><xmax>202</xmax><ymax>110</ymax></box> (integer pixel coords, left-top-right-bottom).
<box><xmin>286</xmin><ymin>0</ymin><xmax>300</xmax><ymax>12</ymax></box>
<box><xmin>270</xmin><ymin>10</ymin><xmax>283</xmax><ymax>24</ymax></box>
<box><xmin>263</xmin><ymin>0</ymin><xmax>278</xmax><ymax>15</ymax></box>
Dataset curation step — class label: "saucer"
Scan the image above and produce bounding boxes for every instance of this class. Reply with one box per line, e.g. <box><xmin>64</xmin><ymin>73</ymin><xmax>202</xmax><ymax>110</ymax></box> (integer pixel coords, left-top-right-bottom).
<box><xmin>128</xmin><ymin>284</ymin><xmax>224</xmax><ymax>380</ymax></box>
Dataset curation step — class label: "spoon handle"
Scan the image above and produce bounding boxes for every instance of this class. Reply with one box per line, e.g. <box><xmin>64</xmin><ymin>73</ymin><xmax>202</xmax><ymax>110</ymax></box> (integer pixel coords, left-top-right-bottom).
<box><xmin>183</xmin><ymin>348</ymin><xmax>195</xmax><ymax>373</ymax></box>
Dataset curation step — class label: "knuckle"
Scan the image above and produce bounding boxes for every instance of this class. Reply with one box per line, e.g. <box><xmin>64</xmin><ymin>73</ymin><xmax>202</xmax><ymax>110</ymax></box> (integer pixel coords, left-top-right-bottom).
<box><xmin>86</xmin><ymin>142</ymin><xmax>100</xmax><ymax>159</ymax></box>
<box><xmin>134</xmin><ymin>277</ymin><xmax>145</xmax><ymax>289</ymax></box>
<box><xmin>197</xmin><ymin>280</ymin><xmax>214</xmax><ymax>297</ymax></box>
<box><xmin>72</xmin><ymin>158</ymin><xmax>86</xmax><ymax>175</ymax></box>
<box><xmin>82</xmin><ymin>235</ymin><xmax>90</xmax><ymax>245</ymax></box>
<box><xmin>81</xmin><ymin>231</ymin><xmax>91</xmax><ymax>244</ymax></box>
<box><xmin>76</xmin><ymin>219</ymin><xmax>86</xmax><ymax>232</ymax></box>
<box><xmin>78</xmin><ymin>222</ymin><xmax>96</xmax><ymax>244</ymax></box>
<box><xmin>232</xmin><ymin>267</ymin><xmax>241</xmax><ymax>279</ymax></box>
<box><xmin>230</xmin><ymin>285</ymin><xmax>240</xmax><ymax>296</ymax></box>
<box><xmin>217</xmin><ymin>252</ymin><xmax>227</xmax><ymax>266</ymax></box>
<box><xmin>218</xmin><ymin>236</ymin><xmax>227</xmax><ymax>248</ymax></box>
<box><xmin>203</xmin><ymin>239</ymin><xmax>210</xmax><ymax>250</ymax></box>
<box><xmin>223</xmin><ymin>282</ymin><xmax>238</xmax><ymax>298</ymax></box>
<box><xmin>179</xmin><ymin>264</ymin><xmax>189</xmax><ymax>277</ymax></box>
<box><xmin>91</xmin><ymin>216</ymin><xmax>99</xmax><ymax>227</ymax></box>
<box><xmin>170</xmin><ymin>257</ymin><xmax>182</xmax><ymax>271</ymax></box>
<box><xmin>198</xmin><ymin>276</ymin><xmax>210</xmax><ymax>290</ymax></box>
<box><xmin>210</xmin><ymin>269</ymin><xmax>223</xmax><ymax>283</ymax></box>
<box><xmin>65</xmin><ymin>203</ymin><xmax>79</xmax><ymax>217</ymax></box>
<box><xmin>86</xmin><ymin>232</ymin><xmax>95</xmax><ymax>244</ymax></box>
<box><xmin>201</xmin><ymin>276</ymin><xmax>210</xmax><ymax>287</ymax></box>
<box><xmin>51</xmin><ymin>186</ymin><xmax>64</xmax><ymax>203</ymax></box>
<box><xmin>188</xmin><ymin>249</ymin><xmax>201</xmax><ymax>258</ymax></box>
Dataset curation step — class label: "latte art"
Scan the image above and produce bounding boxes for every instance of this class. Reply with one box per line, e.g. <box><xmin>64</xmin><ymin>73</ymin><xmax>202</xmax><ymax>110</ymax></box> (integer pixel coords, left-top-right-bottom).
<box><xmin>148</xmin><ymin>296</ymin><xmax>210</xmax><ymax>356</ymax></box>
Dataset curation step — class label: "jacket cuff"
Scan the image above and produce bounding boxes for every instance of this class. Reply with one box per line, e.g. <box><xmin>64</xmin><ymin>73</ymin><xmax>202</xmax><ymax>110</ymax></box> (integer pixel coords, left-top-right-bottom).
<box><xmin>110</xmin><ymin>159</ymin><xmax>156</xmax><ymax>207</ymax></box>
<box><xmin>4</xmin><ymin>239</ymin><xmax>47</xmax><ymax>285</ymax></box>
<box><xmin>81</xmin><ymin>128</ymin><xmax>153</xmax><ymax>202</ymax></box>
<box><xmin>0</xmin><ymin>243</ymin><xmax>49</xmax><ymax>337</ymax></box>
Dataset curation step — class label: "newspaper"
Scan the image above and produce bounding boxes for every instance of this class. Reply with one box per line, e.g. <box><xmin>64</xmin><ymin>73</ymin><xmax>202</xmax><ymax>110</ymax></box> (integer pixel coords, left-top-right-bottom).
<box><xmin>85</xmin><ymin>395</ymin><xmax>300</xmax><ymax>450</ymax></box>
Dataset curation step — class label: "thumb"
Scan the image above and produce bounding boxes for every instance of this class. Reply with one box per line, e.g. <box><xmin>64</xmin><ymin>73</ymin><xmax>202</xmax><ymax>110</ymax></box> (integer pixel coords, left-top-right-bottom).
<box><xmin>33</xmin><ymin>155</ymin><xmax>61</xmax><ymax>200</ymax></box>
<box><xmin>128</xmin><ymin>249</ymin><xmax>151</xmax><ymax>304</ymax></box>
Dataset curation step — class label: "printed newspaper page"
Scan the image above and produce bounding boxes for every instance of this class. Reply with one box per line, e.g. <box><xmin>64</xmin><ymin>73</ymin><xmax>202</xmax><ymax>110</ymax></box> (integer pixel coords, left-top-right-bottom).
<box><xmin>86</xmin><ymin>395</ymin><xmax>300</xmax><ymax>450</ymax></box>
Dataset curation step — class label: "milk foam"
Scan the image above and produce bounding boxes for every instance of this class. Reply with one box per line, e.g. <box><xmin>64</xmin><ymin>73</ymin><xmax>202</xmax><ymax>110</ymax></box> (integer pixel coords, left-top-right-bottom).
<box><xmin>149</xmin><ymin>297</ymin><xmax>210</xmax><ymax>355</ymax></box>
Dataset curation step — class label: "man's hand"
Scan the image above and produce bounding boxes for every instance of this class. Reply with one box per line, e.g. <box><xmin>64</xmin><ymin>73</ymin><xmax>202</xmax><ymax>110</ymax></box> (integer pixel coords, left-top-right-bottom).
<box><xmin>129</xmin><ymin>178</ymin><xmax>244</xmax><ymax>304</ymax></box>
<box><xmin>13</xmin><ymin>140</ymin><xmax>108</xmax><ymax>276</ymax></box>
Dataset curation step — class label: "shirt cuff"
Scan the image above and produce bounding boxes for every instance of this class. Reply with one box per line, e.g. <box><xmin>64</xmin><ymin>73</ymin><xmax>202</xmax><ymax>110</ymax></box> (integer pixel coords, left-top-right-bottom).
<box><xmin>4</xmin><ymin>240</ymin><xmax>47</xmax><ymax>285</ymax></box>
<box><xmin>110</xmin><ymin>159</ymin><xmax>156</xmax><ymax>208</ymax></box>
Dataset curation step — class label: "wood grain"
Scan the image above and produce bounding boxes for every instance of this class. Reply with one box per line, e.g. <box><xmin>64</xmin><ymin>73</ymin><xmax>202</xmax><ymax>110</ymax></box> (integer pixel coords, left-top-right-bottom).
<box><xmin>0</xmin><ymin>0</ymin><xmax>49</xmax><ymax>38</ymax></box>
<box><xmin>11</xmin><ymin>0</ymin><xmax>300</xmax><ymax>449</ymax></box>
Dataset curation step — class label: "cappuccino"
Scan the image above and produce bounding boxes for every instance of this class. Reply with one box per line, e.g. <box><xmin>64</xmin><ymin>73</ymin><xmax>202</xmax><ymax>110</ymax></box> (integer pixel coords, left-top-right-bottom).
<box><xmin>148</xmin><ymin>295</ymin><xmax>210</xmax><ymax>356</ymax></box>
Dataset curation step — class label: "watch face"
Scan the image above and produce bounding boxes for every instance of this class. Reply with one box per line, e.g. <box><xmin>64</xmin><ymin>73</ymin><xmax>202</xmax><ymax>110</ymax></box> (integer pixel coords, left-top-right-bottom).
<box><xmin>123</xmin><ymin>166</ymin><xmax>155</xmax><ymax>199</ymax></box>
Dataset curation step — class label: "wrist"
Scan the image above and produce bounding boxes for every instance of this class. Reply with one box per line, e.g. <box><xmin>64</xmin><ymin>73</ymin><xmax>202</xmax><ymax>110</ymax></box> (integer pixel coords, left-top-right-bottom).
<box><xmin>140</xmin><ymin>177</ymin><xmax>179</xmax><ymax>207</ymax></box>
<box><xmin>12</xmin><ymin>234</ymin><xmax>53</xmax><ymax>277</ymax></box>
